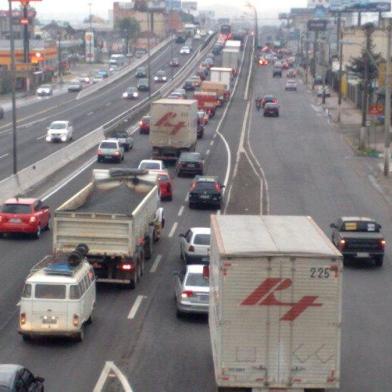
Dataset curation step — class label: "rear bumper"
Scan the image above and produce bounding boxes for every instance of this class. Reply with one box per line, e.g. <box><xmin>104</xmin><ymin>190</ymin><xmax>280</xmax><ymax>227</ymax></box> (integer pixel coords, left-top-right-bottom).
<box><xmin>177</xmin><ymin>167</ymin><xmax>203</xmax><ymax>175</ymax></box>
<box><xmin>184</xmin><ymin>253</ymin><xmax>209</xmax><ymax>264</ymax></box>
<box><xmin>19</xmin><ymin>327</ymin><xmax>81</xmax><ymax>337</ymax></box>
<box><xmin>189</xmin><ymin>196</ymin><xmax>221</xmax><ymax>206</ymax></box>
<box><xmin>343</xmin><ymin>251</ymin><xmax>384</xmax><ymax>259</ymax></box>
<box><xmin>0</xmin><ymin>222</ymin><xmax>37</xmax><ymax>234</ymax></box>
<box><xmin>177</xmin><ymin>301</ymin><xmax>208</xmax><ymax>314</ymax></box>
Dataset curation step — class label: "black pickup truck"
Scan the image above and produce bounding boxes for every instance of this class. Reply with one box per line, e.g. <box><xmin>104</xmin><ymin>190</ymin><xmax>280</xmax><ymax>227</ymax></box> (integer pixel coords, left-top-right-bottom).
<box><xmin>330</xmin><ymin>217</ymin><xmax>385</xmax><ymax>267</ymax></box>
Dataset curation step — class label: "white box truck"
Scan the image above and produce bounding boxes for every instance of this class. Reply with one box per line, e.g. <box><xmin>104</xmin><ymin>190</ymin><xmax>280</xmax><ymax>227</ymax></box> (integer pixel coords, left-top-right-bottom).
<box><xmin>210</xmin><ymin>67</ymin><xmax>232</xmax><ymax>91</ymax></box>
<box><xmin>225</xmin><ymin>40</ymin><xmax>241</xmax><ymax>51</ymax></box>
<box><xmin>54</xmin><ymin>169</ymin><xmax>165</xmax><ymax>288</ymax></box>
<box><xmin>209</xmin><ymin>215</ymin><xmax>342</xmax><ymax>392</ymax></box>
<box><xmin>150</xmin><ymin>98</ymin><xmax>198</xmax><ymax>161</ymax></box>
<box><xmin>222</xmin><ymin>48</ymin><xmax>240</xmax><ymax>74</ymax></box>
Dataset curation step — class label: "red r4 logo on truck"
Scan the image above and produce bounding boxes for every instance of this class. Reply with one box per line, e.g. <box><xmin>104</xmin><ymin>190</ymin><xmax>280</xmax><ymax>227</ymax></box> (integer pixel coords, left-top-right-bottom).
<box><xmin>155</xmin><ymin>112</ymin><xmax>186</xmax><ymax>135</ymax></box>
<box><xmin>241</xmin><ymin>278</ymin><xmax>322</xmax><ymax>321</ymax></box>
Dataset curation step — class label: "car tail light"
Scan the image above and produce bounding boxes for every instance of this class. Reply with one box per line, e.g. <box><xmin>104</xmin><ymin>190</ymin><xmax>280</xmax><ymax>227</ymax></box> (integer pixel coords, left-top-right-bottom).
<box><xmin>188</xmin><ymin>245</ymin><xmax>195</xmax><ymax>252</ymax></box>
<box><xmin>181</xmin><ymin>290</ymin><xmax>194</xmax><ymax>298</ymax></box>
<box><xmin>139</xmin><ymin>120</ymin><xmax>143</xmax><ymax>126</ymax></box>
<box><xmin>0</xmin><ymin>216</ymin><xmax>3</xmax><ymax>222</ymax></box>
<box><xmin>114</xmin><ymin>151</ymin><xmax>120</xmax><ymax>155</ymax></box>
<box><xmin>20</xmin><ymin>312</ymin><xmax>26</xmax><ymax>325</ymax></box>
<box><xmin>190</xmin><ymin>182</ymin><xmax>196</xmax><ymax>191</ymax></box>
<box><xmin>380</xmin><ymin>239</ymin><xmax>386</xmax><ymax>250</ymax></box>
<box><xmin>215</xmin><ymin>183</ymin><xmax>221</xmax><ymax>192</ymax></box>
<box><xmin>29</xmin><ymin>216</ymin><xmax>37</xmax><ymax>223</ymax></box>
<box><xmin>121</xmin><ymin>264</ymin><xmax>132</xmax><ymax>271</ymax></box>
<box><xmin>73</xmin><ymin>314</ymin><xmax>80</xmax><ymax>327</ymax></box>
<box><xmin>338</xmin><ymin>239</ymin><xmax>346</xmax><ymax>251</ymax></box>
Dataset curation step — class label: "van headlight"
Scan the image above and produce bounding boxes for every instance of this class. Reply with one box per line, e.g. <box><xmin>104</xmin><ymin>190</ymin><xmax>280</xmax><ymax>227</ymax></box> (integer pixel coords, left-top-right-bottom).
<box><xmin>46</xmin><ymin>134</ymin><xmax>52</xmax><ymax>142</ymax></box>
<box><xmin>61</xmin><ymin>135</ymin><xmax>67</xmax><ymax>142</ymax></box>
<box><xmin>162</xmin><ymin>77</ymin><xmax>167</xmax><ymax>81</ymax></box>
<box><xmin>154</xmin><ymin>76</ymin><xmax>158</xmax><ymax>81</ymax></box>
<box><xmin>122</xmin><ymin>92</ymin><xmax>128</xmax><ymax>98</ymax></box>
<box><xmin>73</xmin><ymin>314</ymin><xmax>80</xmax><ymax>327</ymax></box>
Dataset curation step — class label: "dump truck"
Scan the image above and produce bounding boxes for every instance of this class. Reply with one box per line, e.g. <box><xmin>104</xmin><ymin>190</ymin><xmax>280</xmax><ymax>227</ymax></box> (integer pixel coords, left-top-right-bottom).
<box><xmin>209</xmin><ymin>215</ymin><xmax>342</xmax><ymax>392</ymax></box>
<box><xmin>222</xmin><ymin>48</ymin><xmax>240</xmax><ymax>75</ymax></box>
<box><xmin>54</xmin><ymin>169</ymin><xmax>165</xmax><ymax>288</ymax></box>
<box><xmin>150</xmin><ymin>98</ymin><xmax>198</xmax><ymax>161</ymax></box>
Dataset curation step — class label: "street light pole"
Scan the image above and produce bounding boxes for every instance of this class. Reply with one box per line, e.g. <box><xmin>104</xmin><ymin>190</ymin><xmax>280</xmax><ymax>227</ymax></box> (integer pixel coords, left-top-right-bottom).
<box><xmin>337</xmin><ymin>12</ymin><xmax>343</xmax><ymax>123</ymax></box>
<box><xmin>8</xmin><ymin>0</ymin><xmax>17</xmax><ymax>175</ymax></box>
<box><xmin>57</xmin><ymin>32</ymin><xmax>63</xmax><ymax>84</ymax></box>
<box><xmin>384</xmin><ymin>18</ymin><xmax>392</xmax><ymax>176</ymax></box>
<box><xmin>147</xmin><ymin>11</ymin><xmax>152</xmax><ymax>100</ymax></box>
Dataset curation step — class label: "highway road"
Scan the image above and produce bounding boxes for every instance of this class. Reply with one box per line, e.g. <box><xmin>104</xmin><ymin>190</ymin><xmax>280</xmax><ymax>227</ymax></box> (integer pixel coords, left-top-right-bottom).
<box><xmin>0</xmin><ymin>39</ymin><xmax>200</xmax><ymax>180</ymax></box>
<box><xmin>1</xmin><ymin>35</ymin><xmax>390</xmax><ymax>391</ymax></box>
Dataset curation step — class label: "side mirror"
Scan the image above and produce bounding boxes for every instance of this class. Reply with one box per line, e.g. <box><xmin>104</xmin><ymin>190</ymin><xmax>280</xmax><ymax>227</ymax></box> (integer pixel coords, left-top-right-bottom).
<box><xmin>330</xmin><ymin>223</ymin><xmax>337</xmax><ymax>229</ymax></box>
<box><xmin>221</xmin><ymin>184</ymin><xmax>225</xmax><ymax>188</ymax></box>
<box><xmin>378</xmin><ymin>224</ymin><xmax>382</xmax><ymax>230</ymax></box>
<box><xmin>178</xmin><ymin>233</ymin><xmax>184</xmax><ymax>238</ymax></box>
<box><xmin>41</xmin><ymin>205</ymin><xmax>49</xmax><ymax>210</ymax></box>
<box><xmin>35</xmin><ymin>376</ymin><xmax>45</xmax><ymax>383</ymax></box>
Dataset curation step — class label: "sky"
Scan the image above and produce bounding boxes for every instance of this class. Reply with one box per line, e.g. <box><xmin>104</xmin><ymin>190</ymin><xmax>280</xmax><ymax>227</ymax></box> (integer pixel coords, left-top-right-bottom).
<box><xmin>0</xmin><ymin>0</ymin><xmax>308</xmax><ymax>22</ymax></box>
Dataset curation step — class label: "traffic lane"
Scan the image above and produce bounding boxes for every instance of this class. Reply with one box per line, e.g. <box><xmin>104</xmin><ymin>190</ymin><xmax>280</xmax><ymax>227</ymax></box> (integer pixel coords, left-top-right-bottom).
<box><xmin>0</xmin><ymin>108</ymin><xmax>220</xmax><ymax>390</ymax></box>
<box><xmin>250</xmin><ymin>65</ymin><xmax>392</xmax><ymax>391</ymax></box>
<box><xmin>0</xmin><ymin>46</ymin><xmax>197</xmax><ymax>179</ymax></box>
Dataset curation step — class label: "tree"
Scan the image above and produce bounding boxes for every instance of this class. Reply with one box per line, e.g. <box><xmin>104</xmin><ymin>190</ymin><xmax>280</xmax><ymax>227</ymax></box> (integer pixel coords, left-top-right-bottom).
<box><xmin>116</xmin><ymin>17</ymin><xmax>140</xmax><ymax>55</ymax></box>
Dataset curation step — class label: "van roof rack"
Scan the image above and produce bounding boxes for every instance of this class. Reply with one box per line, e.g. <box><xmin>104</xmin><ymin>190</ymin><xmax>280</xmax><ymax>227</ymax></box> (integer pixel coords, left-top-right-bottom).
<box><xmin>44</xmin><ymin>261</ymin><xmax>83</xmax><ymax>277</ymax></box>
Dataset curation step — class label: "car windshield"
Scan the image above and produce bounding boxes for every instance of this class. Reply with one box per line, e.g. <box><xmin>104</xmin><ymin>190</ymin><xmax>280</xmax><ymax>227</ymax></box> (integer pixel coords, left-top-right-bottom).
<box><xmin>35</xmin><ymin>284</ymin><xmax>66</xmax><ymax>299</ymax></box>
<box><xmin>100</xmin><ymin>142</ymin><xmax>117</xmax><ymax>149</ymax></box>
<box><xmin>185</xmin><ymin>272</ymin><xmax>209</xmax><ymax>287</ymax></box>
<box><xmin>139</xmin><ymin>79</ymin><xmax>148</xmax><ymax>84</ymax></box>
<box><xmin>137</xmin><ymin>68</ymin><xmax>145</xmax><ymax>73</ymax></box>
<box><xmin>1</xmin><ymin>203</ymin><xmax>31</xmax><ymax>214</ymax></box>
<box><xmin>50</xmin><ymin>122</ymin><xmax>66</xmax><ymax>129</ymax></box>
<box><xmin>142</xmin><ymin>117</ymin><xmax>150</xmax><ymax>123</ymax></box>
<box><xmin>193</xmin><ymin>234</ymin><xmax>210</xmax><ymax>245</ymax></box>
<box><xmin>341</xmin><ymin>221</ymin><xmax>380</xmax><ymax>232</ymax></box>
<box><xmin>140</xmin><ymin>162</ymin><xmax>160</xmax><ymax>170</ymax></box>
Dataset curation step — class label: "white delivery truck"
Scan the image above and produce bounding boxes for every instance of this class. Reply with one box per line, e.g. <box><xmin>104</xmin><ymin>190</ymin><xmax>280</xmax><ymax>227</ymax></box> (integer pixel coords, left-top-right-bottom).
<box><xmin>222</xmin><ymin>48</ymin><xmax>240</xmax><ymax>75</ymax></box>
<box><xmin>209</xmin><ymin>215</ymin><xmax>342</xmax><ymax>392</ymax></box>
<box><xmin>225</xmin><ymin>40</ymin><xmax>241</xmax><ymax>51</ymax></box>
<box><xmin>54</xmin><ymin>169</ymin><xmax>164</xmax><ymax>288</ymax></box>
<box><xmin>210</xmin><ymin>67</ymin><xmax>232</xmax><ymax>91</ymax></box>
<box><xmin>150</xmin><ymin>98</ymin><xmax>198</xmax><ymax>161</ymax></box>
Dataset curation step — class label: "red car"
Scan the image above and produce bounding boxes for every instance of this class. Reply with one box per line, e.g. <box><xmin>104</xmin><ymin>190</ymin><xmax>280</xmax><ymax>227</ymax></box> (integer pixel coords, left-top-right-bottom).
<box><xmin>0</xmin><ymin>198</ymin><xmax>50</xmax><ymax>239</ymax></box>
<box><xmin>157</xmin><ymin>171</ymin><xmax>173</xmax><ymax>201</ymax></box>
<box><xmin>139</xmin><ymin>115</ymin><xmax>151</xmax><ymax>134</ymax></box>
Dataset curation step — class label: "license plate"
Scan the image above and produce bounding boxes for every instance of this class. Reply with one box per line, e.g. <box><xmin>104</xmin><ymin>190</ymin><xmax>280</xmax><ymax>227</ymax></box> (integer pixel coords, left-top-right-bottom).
<box><xmin>187</xmin><ymin>163</ymin><xmax>195</xmax><ymax>167</ymax></box>
<box><xmin>357</xmin><ymin>252</ymin><xmax>369</xmax><ymax>258</ymax></box>
<box><xmin>200</xmin><ymin>195</ymin><xmax>210</xmax><ymax>199</ymax></box>
<box><xmin>9</xmin><ymin>218</ymin><xmax>21</xmax><ymax>223</ymax></box>
<box><xmin>198</xmin><ymin>295</ymin><xmax>208</xmax><ymax>302</ymax></box>
<box><xmin>42</xmin><ymin>318</ymin><xmax>57</xmax><ymax>325</ymax></box>
<box><xmin>105</xmin><ymin>155</ymin><xmax>112</xmax><ymax>159</ymax></box>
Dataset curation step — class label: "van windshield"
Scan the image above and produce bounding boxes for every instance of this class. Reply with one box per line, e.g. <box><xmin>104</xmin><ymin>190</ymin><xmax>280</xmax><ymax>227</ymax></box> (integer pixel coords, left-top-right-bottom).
<box><xmin>35</xmin><ymin>284</ymin><xmax>66</xmax><ymax>299</ymax></box>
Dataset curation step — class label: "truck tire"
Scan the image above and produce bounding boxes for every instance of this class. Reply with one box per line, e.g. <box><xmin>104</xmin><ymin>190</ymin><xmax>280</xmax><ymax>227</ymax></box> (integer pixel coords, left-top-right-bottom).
<box><xmin>129</xmin><ymin>270</ymin><xmax>137</xmax><ymax>289</ymax></box>
<box><xmin>75</xmin><ymin>326</ymin><xmax>85</xmax><ymax>342</ymax></box>
<box><xmin>144</xmin><ymin>237</ymin><xmax>152</xmax><ymax>260</ymax></box>
<box><xmin>375</xmin><ymin>255</ymin><xmax>384</xmax><ymax>267</ymax></box>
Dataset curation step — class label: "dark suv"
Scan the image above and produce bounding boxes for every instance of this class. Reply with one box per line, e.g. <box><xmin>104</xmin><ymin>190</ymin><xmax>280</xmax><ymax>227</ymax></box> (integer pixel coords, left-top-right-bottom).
<box><xmin>176</xmin><ymin>152</ymin><xmax>204</xmax><ymax>177</ymax></box>
<box><xmin>0</xmin><ymin>364</ymin><xmax>44</xmax><ymax>391</ymax></box>
<box><xmin>189</xmin><ymin>176</ymin><xmax>224</xmax><ymax>209</ymax></box>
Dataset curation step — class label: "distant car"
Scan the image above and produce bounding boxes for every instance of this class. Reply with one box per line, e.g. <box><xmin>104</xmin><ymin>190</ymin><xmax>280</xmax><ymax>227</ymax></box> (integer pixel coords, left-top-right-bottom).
<box><xmin>67</xmin><ymin>80</ymin><xmax>83</xmax><ymax>92</ymax></box>
<box><xmin>0</xmin><ymin>198</ymin><xmax>50</xmax><ymax>239</ymax></box>
<box><xmin>97</xmin><ymin>139</ymin><xmax>124</xmax><ymax>163</ymax></box>
<box><xmin>93</xmin><ymin>74</ymin><xmax>105</xmax><ymax>83</ymax></box>
<box><xmin>180</xmin><ymin>46</ymin><xmax>191</xmax><ymax>55</ymax></box>
<box><xmin>0</xmin><ymin>364</ymin><xmax>44</xmax><ymax>391</ymax></box>
<box><xmin>174</xmin><ymin>264</ymin><xmax>210</xmax><ymax>317</ymax></box>
<box><xmin>97</xmin><ymin>70</ymin><xmax>109</xmax><ymax>78</ymax></box>
<box><xmin>134</xmin><ymin>48</ymin><xmax>147</xmax><ymax>58</ymax></box>
<box><xmin>194</xmin><ymin>33</ymin><xmax>202</xmax><ymax>40</ymax></box>
<box><xmin>204</xmin><ymin>57</ymin><xmax>214</xmax><ymax>68</ymax></box>
<box><xmin>316</xmin><ymin>86</ymin><xmax>331</xmax><ymax>97</ymax></box>
<box><xmin>78</xmin><ymin>75</ymin><xmax>92</xmax><ymax>84</ymax></box>
<box><xmin>157</xmin><ymin>171</ymin><xmax>173</xmax><ymax>201</ymax></box>
<box><xmin>314</xmin><ymin>75</ymin><xmax>323</xmax><ymax>86</ymax></box>
<box><xmin>138</xmin><ymin>159</ymin><xmax>166</xmax><ymax>171</ymax></box>
<box><xmin>285</xmin><ymin>80</ymin><xmax>297</xmax><ymax>91</ymax></box>
<box><xmin>0</xmin><ymin>106</ymin><xmax>4</xmax><ymax>119</ymax></box>
<box><xmin>36</xmin><ymin>84</ymin><xmax>53</xmax><ymax>96</ymax></box>
<box><xmin>172</xmin><ymin>88</ymin><xmax>186</xmax><ymax>99</ymax></box>
<box><xmin>122</xmin><ymin>86</ymin><xmax>139</xmax><ymax>99</ymax></box>
<box><xmin>139</xmin><ymin>115</ymin><xmax>151</xmax><ymax>134</ymax></box>
<box><xmin>179</xmin><ymin>227</ymin><xmax>211</xmax><ymax>264</ymax></box>
<box><xmin>183</xmin><ymin>80</ymin><xmax>195</xmax><ymax>91</ymax></box>
<box><xmin>137</xmin><ymin>78</ymin><xmax>149</xmax><ymax>91</ymax></box>
<box><xmin>135</xmin><ymin>66</ymin><xmax>147</xmax><ymax>78</ymax></box>
<box><xmin>189</xmin><ymin>176</ymin><xmax>224</xmax><ymax>209</ymax></box>
<box><xmin>176</xmin><ymin>152</ymin><xmax>204</xmax><ymax>177</ymax></box>
<box><xmin>110</xmin><ymin>130</ymin><xmax>134</xmax><ymax>151</ymax></box>
<box><xmin>170</xmin><ymin>57</ymin><xmax>180</xmax><ymax>67</ymax></box>
<box><xmin>168</xmin><ymin>92</ymin><xmax>184</xmax><ymax>99</ymax></box>
<box><xmin>189</xmin><ymin>75</ymin><xmax>201</xmax><ymax>87</ymax></box>
<box><xmin>272</xmin><ymin>67</ymin><xmax>282</xmax><ymax>77</ymax></box>
<box><xmin>154</xmin><ymin>70</ymin><xmax>167</xmax><ymax>83</ymax></box>
<box><xmin>263</xmin><ymin>102</ymin><xmax>280</xmax><ymax>117</ymax></box>
<box><xmin>46</xmin><ymin>120</ymin><xmax>73</xmax><ymax>142</ymax></box>
<box><xmin>287</xmin><ymin>69</ymin><xmax>296</xmax><ymax>78</ymax></box>
<box><xmin>261</xmin><ymin>95</ymin><xmax>278</xmax><ymax>108</ymax></box>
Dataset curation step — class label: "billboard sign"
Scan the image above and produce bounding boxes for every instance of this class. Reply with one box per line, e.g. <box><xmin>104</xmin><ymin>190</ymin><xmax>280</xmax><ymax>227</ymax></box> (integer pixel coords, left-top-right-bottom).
<box><xmin>307</xmin><ymin>19</ymin><xmax>328</xmax><ymax>31</ymax></box>
<box><xmin>330</xmin><ymin>0</ymin><xmax>391</xmax><ymax>12</ymax></box>
<box><xmin>85</xmin><ymin>31</ymin><xmax>95</xmax><ymax>63</ymax></box>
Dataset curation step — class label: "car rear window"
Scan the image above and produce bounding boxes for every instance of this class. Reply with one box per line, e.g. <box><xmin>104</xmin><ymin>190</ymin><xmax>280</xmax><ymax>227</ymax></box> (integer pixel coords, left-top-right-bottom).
<box><xmin>193</xmin><ymin>234</ymin><xmax>210</xmax><ymax>245</ymax></box>
<box><xmin>342</xmin><ymin>221</ymin><xmax>380</xmax><ymax>232</ymax></box>
<box><xmin>35</xmin><ymin>284</ymin><xmax>66</xmax><ymax>299</ymax></box>
<box><xmin>186</xmin><ymin>272</ymin><xmax>209</xmax><ymax>287</ymax></box>
<box><xmin>195</xmin><ymin>182</ymin><xmax>217</xmax><ymax>191</ymax></box>
<box><xmin>140</xmin><ymin>162</ymin><xmax>160</xmax><ymax>170</ymax></box>
<box><xmin>100</xmin><ymin>142</ymin><xmax>117</xmax><ymax>149</ymax></box>
<box><xmin>1</xmin><ymin>204</ymin><xmax>31</xmax><ymax>214</ymax></box>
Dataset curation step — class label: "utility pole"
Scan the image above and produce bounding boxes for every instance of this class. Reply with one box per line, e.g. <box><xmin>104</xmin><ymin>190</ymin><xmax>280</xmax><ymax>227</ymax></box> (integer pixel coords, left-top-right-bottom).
<box><xmin>57</xmin><ymin>32</ymin><xmax>63</xmax><ymax>84</ymax></box>
<box><xmin>337</xmin><ymin>12</ymin><xmax>343</xmax><ymax>122</ymax></box>
<box><xmin>305</xmin><ymin>30</ymin><xmax>309</xmax><ymax>86</ymax></box>
<box><xmin>147</xmin><ymin>11</ymin><xmax>152</xmax><ymax>100</ymax></box>
<box><xmin>384</xmin><ymin>18</ymin><xmax>392</xmax><ymax>176</ymax></box>
<box><xmin>361</xmin><ymin>24</ymin><xmax>374</xmax><ymax>129</ymax></box>
<box><xmin>22</xmin><ymin>3</ymin><xmax>29</xmax><ymax>63</ymax></box>
<box><xmin>8</xmin><ymin>0</ymin><xmax>17</xmax><ymax>174</ymax></box>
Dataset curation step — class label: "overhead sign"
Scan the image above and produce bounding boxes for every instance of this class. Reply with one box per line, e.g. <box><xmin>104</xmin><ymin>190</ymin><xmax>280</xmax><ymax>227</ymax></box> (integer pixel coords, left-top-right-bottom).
<box><xmin>330</xmin><ymin>0</ymin><xmax>391</xmax><ymax>12</ymax></box>
<box><xmin>307</xmin><ymin>19</ymin><xmax>328</xmax><ymax>31</ymax></box>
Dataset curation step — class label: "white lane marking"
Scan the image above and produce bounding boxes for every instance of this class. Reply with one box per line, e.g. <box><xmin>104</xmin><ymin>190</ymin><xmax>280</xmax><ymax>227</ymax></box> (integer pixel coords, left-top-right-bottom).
<box><xmin>209</xmin><ymin>140</ymin><xmax>214</xmax><ymax>146</ymax></box>
<box><xmin>127</xmin><ymin>295</ymin><xmax>146</xmax><ymax>320</ymax></box>
<box><xmin>244</xmin><ymin>36</ymin><xmax>255</xmax><ymax>100</ymax></box>
<box><xmin>93</xmin><ymin>361</ymin><xmax>133</xmax><ymax>392</ymax></box>
<box><xmin>0</xmin><ymin>153</ymin><xmax>9</xmax><ymax>160</ymax></box>
<box><xmin>105</xmin><ymin>102</ymin><xmax>112</xmax><ymax>106</ymax></box>
<box><xmin>40</xmin><ymin>156</ymin><xmax>96</xmax><ymax>201</ymax></box>
<box><xmin>185</xmin><ymin>193</ymin><xmax>189</xmax><ymax>202</ymax></box>
<box><xmin>178</xmin><ymin>205</ymin><xmax>184</xmax><ymax>216</ymax></box>
<box><xmin>150</xmin><ymin>254</ymin><xmax>162</xmax><ymax>273</ymax></box>
<box><xmin>206</xmin><ymin>149</ymin><xmax>210</xmax><ymax>155</ymax></box>
<box><xmin>87</xmin><ymin>111</ymin><xmax>94</xmax><ymax>116</ymax></box>
<box><xmin>213</xmin><ymin>133</ymin><xmax>217</xmax><ymax>140</ymax></box>
<box><xmin>36</xmin><ymin>134</ymin><xmax>46</xmax><ymax>141</ymax></box>
<box><xmin>16</xmin><ymin>301</ymin><xmax>20</xmax><ymax>307</ymax></box>
<box><xmin>168</xmin><ymin>222</ymin><xmax>178</xmax><ymax>238</ymax></box>
<box><xmin>129</xmin><ymin>126</ymin><xmax>139</xmax><ymax>136</ymax></box>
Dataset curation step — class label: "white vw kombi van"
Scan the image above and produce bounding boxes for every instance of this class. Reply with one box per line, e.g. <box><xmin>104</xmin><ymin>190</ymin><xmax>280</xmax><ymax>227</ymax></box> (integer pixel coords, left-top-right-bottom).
<box><xmin>19</xmin><ymin>245</ymin><xmax>96</xmax><ymax>342</ymax></box>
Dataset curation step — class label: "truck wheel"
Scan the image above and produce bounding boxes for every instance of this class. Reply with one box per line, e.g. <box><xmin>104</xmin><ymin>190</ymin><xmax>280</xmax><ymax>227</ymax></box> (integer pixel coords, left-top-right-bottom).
<box><xmin>342</xmin><ymin>256</ymin><xmax>349</xmax><ymax>267</ymax></box>
<box><xmin>144</xmin><ymin>238</ymin><xmax>152</xmax><ymax>260</ymax></box>
<box><xmin>34</xmin><ymin>225</ymin><xmax>41</xmax><ymax>240</ymax></box>
<box><xmin>129</xmin><ymin>272</ymin><xmax>137</xmax><ymax>289</ymax></box>
<box><xmin>22</xmin><ymin>334</ymin><xmax>32</xmax><ymax>342</ymax></box>
<box><xmin>375</xmin><ymin>256</ymin><xmax>384</xmax><ymax>267</ymax></box>
<box><xmin>75</xmin><ymin>326</ymin><xmax>85</xmax><ymax>342</ymax></box>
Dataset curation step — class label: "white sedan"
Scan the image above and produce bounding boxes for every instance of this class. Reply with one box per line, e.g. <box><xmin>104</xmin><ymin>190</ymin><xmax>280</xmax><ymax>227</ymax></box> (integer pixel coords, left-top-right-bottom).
<box><xmin>179</xmin><ymin>227</ymin><xmax>210</xmax><ymax>264</ymax></box>
<box><xmin>180</xmin><ymin>46</ymin><xmax>191</xmax><ymax>55</ymax></box>
<box><xmin>46</xmin><ymin>121</ymin><xmax>73</xmax><ymax>143</ymax></box>
<box><xmin>138</xmin><ymin>159</ymin><xmax>166</xmax><ymax>171</ymax></box>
